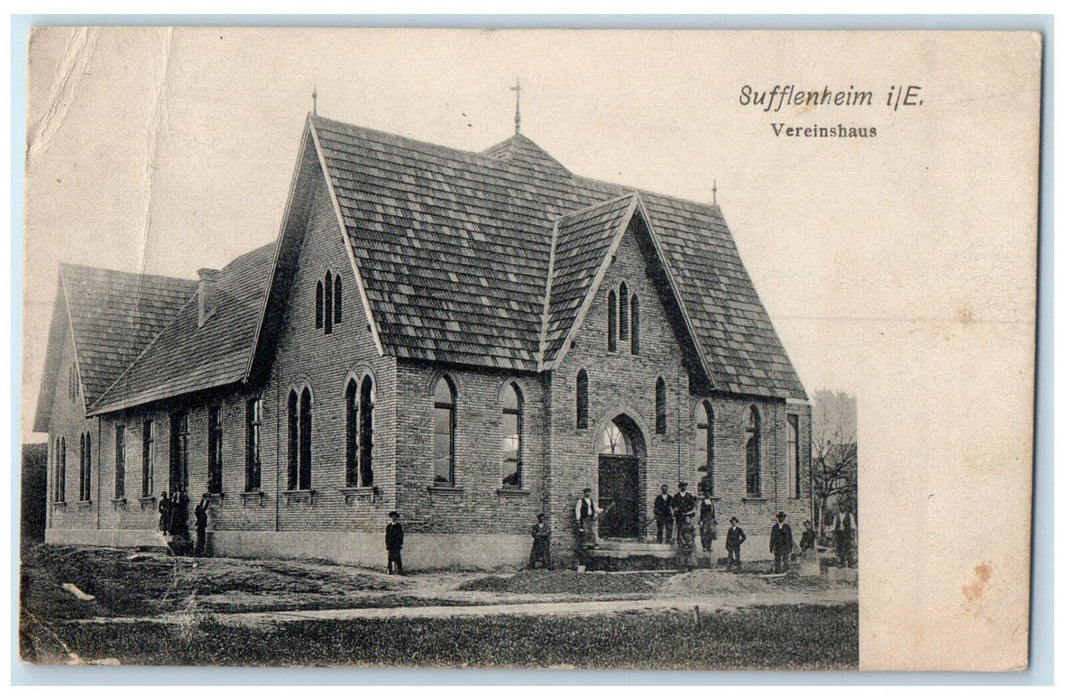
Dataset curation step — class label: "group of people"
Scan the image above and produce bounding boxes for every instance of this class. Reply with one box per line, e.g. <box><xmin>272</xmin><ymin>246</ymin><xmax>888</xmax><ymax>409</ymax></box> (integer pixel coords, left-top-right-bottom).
<box><xmin>158</xmin><ymin>487</ymin><xmax>211</xmax><ymax>557</ymax></box>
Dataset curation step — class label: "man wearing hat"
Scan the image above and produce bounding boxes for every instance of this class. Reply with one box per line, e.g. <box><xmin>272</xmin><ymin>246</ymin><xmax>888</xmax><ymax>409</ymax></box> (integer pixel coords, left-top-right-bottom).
<box><xmin>672</xmin><ymin>482</ymin><xmax>697</xmax><ymax>542</ymax></box>
<box><xmin>574</xmin><ymin>487</ymin><xmax>602</xmax><ymax>550</ymax></box>
<box><xmin>385</xmin><ymin>511</ymin><xmax>405</xmax><ymax>575</ymax></box>
<box><xmin>725</xmin><ymin>517</ymin><xmax>746</xmax><ymax>572</ymax></box>
<box><xmin>770</xmin><ymin>511</ymin><xmax>795</xmax><ymax>573</ymax></box>
<box><xmin>653</xmin><ymin>484</ymin><xmax>674</xmax><ymax>544</ymax></box>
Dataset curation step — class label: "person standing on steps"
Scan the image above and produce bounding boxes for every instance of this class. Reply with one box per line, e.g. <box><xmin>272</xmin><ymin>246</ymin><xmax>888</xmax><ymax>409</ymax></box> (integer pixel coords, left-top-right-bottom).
<box><xmin>770</xmin><ymin>511</ymin><xmax>794</xmax><ymax>573</ymax></box>
<box><xmin>654</xmin><ymin>484</ymin><xmax>674</xmax><ymax>544</ymax></box>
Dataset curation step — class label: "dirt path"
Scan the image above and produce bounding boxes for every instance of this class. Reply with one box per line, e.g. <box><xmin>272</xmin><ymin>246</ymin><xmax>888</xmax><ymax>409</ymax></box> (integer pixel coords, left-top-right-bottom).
<box><xmin>64</xmin><ymin>584</ymin><xmax>856</xmax><ymax>628</ymax></box>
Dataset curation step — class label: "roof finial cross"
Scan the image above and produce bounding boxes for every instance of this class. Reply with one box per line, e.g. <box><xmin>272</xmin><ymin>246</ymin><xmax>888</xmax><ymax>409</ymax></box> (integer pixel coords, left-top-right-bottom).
<box><xmin>510</xmin><ymin>78</ymin><xmax>522</xmax><ymax>135</ymax></box>
<box><xmin>712</xmin><ymin>179</ymin><xmax>717</xmax><ymax>206</ymax></box>
<box><xmin>312</xmin><ymin>85</ymin><xmax>318</xmax><ymax>115</ymax></box>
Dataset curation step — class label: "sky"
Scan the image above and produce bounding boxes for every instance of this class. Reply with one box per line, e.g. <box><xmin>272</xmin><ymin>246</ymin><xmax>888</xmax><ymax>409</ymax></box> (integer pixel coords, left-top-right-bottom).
<box><xmin>22</xmin><ymin>28</ymin><xmax>1037</xmax><ymax>442</ymax></box>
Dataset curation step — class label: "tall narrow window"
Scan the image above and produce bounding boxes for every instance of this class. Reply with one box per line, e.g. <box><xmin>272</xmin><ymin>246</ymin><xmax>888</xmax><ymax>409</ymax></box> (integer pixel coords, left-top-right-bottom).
<box><xmin>607</xmin><ymin>290</ymin><xmax>618</xmax><ymax>352</ymax></box>
<box><xmin>287</xmin><ymin>391</ymin><xmax>299</xmax><ymax>490</ymax></box>
<box><xmin>53</xmin><ymin>439</ymin><xmax>62</xmax><ymax>502</ymax></box>
<box><xmin>630</xmin><ymin>294</ymin><xmax>640</xmax><ymax>355</ymax></box>
<box><xmin>788</xmin><ymin>414</ymin><xmax>801</xmax><ymax>499</ymax></box>
<box><xmin>315</xmin><ymin>282</ymin><xmax>324</xmax><ymax>329</ymax></box>
<box><xmin>170</xmin><ymin>411</ymin><xmax>189</xmax><ymax>494</ymax></box>
<box><xmin>655</xmin><ymin>377</ymin><xmax>667</xmax><ymax>434</ymax></box>
<box><xmin>359</xmin><ymin>377</ymin><xmax>374</xmax><ymax>487</ymax></box>
<box><xmin>576</xmin><ymin>369</ymin><xmax>589</xmax><ymax>429</ymax></box>
<box><xmin>245</xmin><ymin>399</ymin><xmax>262</xmax><ymax>492</ymax></box>
<box><xmin>82</xmin><ymin>432</ymin><xmax>92</xmax><ymax>501</ymax></box>
<box><xmin>334</xmin><ymin>275</ymin><xmax>343</xmax><ymax>324</ymax></box>
<box><xmin>324</xmin><ymin>271</ymin><xmax>333</xmax><ymax>335</ymax></box>
<box><xmin>206</xmin><ymin>406</ymin><xmax>223</xmax><ymax>494</ymax></box>
<box><xmin>695</xmin><ymin>402</ymin><xmax>714</xmax><ymax>496</ymax></box>
<box><xmin>345</xmin><ymin>380</ymin><xmax>359</xmax><ymax>487</ymax></box>
<box><xmin>501</xmin><ymin>383</ymin><xmax>523</xmax><ymax>488</ymax></box>
<box><xmin>299</xmin><ymin>388</ymin><xmax>313</xmax><ymax>490</ymax></box>
<box><xmin>619</xmin><ymin>283</ymin><xmax>629</xmax><ymax>340</ymax></box>
<box><xmin>746</xmin><ymin>406</ymin><xmax>762</xmax><ymax>496</ymax></box>
<box><xmin>433</xmin><ymin>376</ymin><xmax>456</xmax><ymax>484</ymax></box>
<box><xmin>114</xmin><ymin>425</ymin><xmax>126</xmax><ymax>499</ymax></box>
<box><xmin>142</xmin><ymin>419</ymin><xmax>155</xmax><ymax>498</ymax></box>
<box><xmin>78</xmin><ymin>430</ymin><xmax>87</xmax><ymax>502</ymax></box>
<box><xmin>58</xmin><ymin>437</ymin><xmax>66</xmax><ymax>502</ymax></box>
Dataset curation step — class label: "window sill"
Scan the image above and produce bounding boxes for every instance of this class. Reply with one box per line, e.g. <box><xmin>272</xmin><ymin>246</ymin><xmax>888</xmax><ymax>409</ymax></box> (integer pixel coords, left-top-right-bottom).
<box><xmin>340</xmin><ymin>486</ymin><xmax>378</xmax><ymax>505</ymax></box>
<box><xmin>138</xmin><ymin>496</ymin><xmax>157</xmax><ymax>511</ymax></box>
<box><xmin>283</xmin><ymin>489</ymin><xmax>316</xmax><ymax>506</ymax></box>
<box><xmin>428</xmin><ymin>484</ymin><xmax>463</xmax><ymax>495</ymax></box>
<box><xmin>496</xmin><ymin>488</ymin><xmax>530</xmax><ymax>497</ymax></box>
<box><xmin>51</xmin><ymin>501</ymin><xmax>67</xmax><ymax>510</ymax></box>
<box><xmin>76</xmin><ymin>500</ymin><xmax>93</xmax><ymax>511</ymax></box>
<box><xmin>206</xmin><ymin>493</ymin><xmax>224</xmax><ymax>505</ymax></box>
<box><xmin>241</xmin><ymin>490</ymin><xmax>266</xmax><ymax>507</ymax></box>
<box><xmin>111</xmin><ymin>497</ymin><xmax>128</xmax><ymax>510</ymax></box>
<box><xmin>742</xmin><ymin>495</ymin><xmax>766</xmax><ymax>503</ymax></box>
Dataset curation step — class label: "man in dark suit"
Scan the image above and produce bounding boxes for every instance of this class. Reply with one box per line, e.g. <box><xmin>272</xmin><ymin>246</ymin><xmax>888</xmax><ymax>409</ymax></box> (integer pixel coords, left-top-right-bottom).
<box><xmin>770</xmin><ymin>511</ymin><xmax>795</xmax><ymax>573</ymax></box>
<box><xmin>653</xmin><ymin>484</ymin><xmax>673</xmax><ymax>544</ymax></box>
<box><xmin>725</xmin><ymin>516</ymin><xmax>746</xmax><ymax>572</ymax></box>
<box><xmin>385</xmin><ymin>511</ymin><xmax>405</xmax><ymax>575</ymax></box>
<box><xmin>672</xmin><ymin>482</ymin><xmax>696</xmax><ymax>540</ymax></box>
<box><xmin>193</xmin><ymin>494</ymin><xmax>210</xmax><ymax>557</ymax></box>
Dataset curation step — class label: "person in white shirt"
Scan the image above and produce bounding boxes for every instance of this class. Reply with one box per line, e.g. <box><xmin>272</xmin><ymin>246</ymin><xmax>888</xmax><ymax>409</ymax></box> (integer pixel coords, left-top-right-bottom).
<box><xmin>574</xmin><ymin>488</ymin><xmax>602</xmax><ymax>549</ymax></box>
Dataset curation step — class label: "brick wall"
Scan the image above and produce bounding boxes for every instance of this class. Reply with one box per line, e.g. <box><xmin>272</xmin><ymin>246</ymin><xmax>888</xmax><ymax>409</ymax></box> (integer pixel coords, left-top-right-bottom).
<box><xmin>394</xmin><ymin>362</ymin><xmax>546</xmax><ymax>538</ymax></box>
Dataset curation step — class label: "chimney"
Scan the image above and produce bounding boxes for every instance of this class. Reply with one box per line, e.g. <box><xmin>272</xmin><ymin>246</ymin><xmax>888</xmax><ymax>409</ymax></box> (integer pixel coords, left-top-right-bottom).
<box><xmin>197</xmin><ymin>268</ymin><xmax>219</xmax><ymax>327</ymax></box>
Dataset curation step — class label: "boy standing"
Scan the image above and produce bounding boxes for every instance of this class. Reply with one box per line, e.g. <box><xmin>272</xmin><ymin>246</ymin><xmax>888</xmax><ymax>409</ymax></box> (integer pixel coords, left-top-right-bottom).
<box><xmin>725</xmin><ymin>516</ymin><xmax>746</xmax><ymax>572</ymax></box>
<box><xmin>385</xmin><ymin>511</ymin><xmax>405</xmax><ymax>575</ymax></box>
<box><xmin>528</xmin><ymin>513</ymin><xmax>551</xmax><ymax>569</ymax></box>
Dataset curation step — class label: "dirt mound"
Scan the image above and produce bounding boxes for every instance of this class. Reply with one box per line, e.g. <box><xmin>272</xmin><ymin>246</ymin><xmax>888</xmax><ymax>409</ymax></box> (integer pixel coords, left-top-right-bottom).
<box><xmin>458</xmin><ymin>570</ymin><xmax>657</xmax><ymax>595</ymax></box>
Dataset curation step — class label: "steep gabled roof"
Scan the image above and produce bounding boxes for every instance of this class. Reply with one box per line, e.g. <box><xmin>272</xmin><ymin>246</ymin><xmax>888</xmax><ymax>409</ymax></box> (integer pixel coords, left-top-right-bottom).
<box><xmin>308</xmin><ymin>115</ymin><xmax>806</xmax><ymax>398</ymax></box>
<box><xmin>33</xmin><ymin>265</ymin><xmax>198</xmax><ymax>430</ymax></box>
<box><xmin>89</xmin><ymin>243</ymin><xmax>275</xmax><ymax>414</ymax></box>
<box><xmin>540</xmin><ymin>194</ymin><xmax>638</xmax><ymax>364</ymax></box>
<box><xmin>47</xmin><ymin>114</ymin><xmax>805</xmax><ymax>423</ymax></box>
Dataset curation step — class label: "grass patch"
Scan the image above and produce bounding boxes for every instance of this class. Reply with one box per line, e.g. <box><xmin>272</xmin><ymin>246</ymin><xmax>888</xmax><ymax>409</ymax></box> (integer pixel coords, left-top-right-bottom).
<box><xmin>22</xmin><ymin>603</ymin><xmax>858</xmax><ymax>669</ymax></box>
<box><xmin>458</xmin><ymin>570</ymin><xmax>658</xmax><ymax>595</ymax></box>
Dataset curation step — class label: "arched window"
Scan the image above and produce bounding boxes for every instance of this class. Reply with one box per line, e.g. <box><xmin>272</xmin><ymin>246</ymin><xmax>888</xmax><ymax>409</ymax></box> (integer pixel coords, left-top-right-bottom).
<box><xmin>359</xmin><ymin>377</ymin><xmax>374</xmax><ymax>487</ymax></box>
<box><xmin>345</xmin><ymin>379</ymin><xmax>359</xmax><ymax>487</ymax></box>
<box><xmin>324</xmin><ymin>271</ymin><xmax>333</xmax><ymax>335</ymax></box>
<box><xmin>607</xmin><ymin>289</ymin><xmax>617</xmax><ymax>352</ymax></box>
<box><xmin>334</xmin><ymin>275</ymin><xmax>343</xmax><ymax>324</ymax></box>
<box><xmin>207</xmin><ymin>408</ymin><xmax>222</xmax><ymax>495</ymax></box>
<box><xmin>619</xmin><ymin>283</ymin><xmax>629</xmax><ymax>341</ymax></box>
<box><xmin>315</xmin><ymin>281</ymin><xmax>324</xmax><ymax>329</ymax></box>
<box><xmin>80</xmin><ymin>432</ymin><xmax>92</xmax><ymax>501</ymax></box>
<box><xmin>287</xmin><ymin>391</ymin><xmax>299</xmax><ymax>490</ymax></box>
<box><xmin>299</xmin><ymin>388</ymin><xmax>313</xmax><ymax>490</ymax></box>
<box><xmin>78</xmin><ymin>434</ymin><xmax>85</xmax><ymax>499</ymax></box>
<box><xmin>244</xmin><ymin>400</ymin><xmax>261</xmax><ymax>492</ymax></box>
<box><xmin>630</xmin><ymin>294</ymin><xmax>640</xmax><ymax>355</ymax></box>
<box><xmin>501</xmin><ymin>383</ymin><xmax>523</xmax><ymax>488</ymax></box>
<box><xmin>655</xmin><ymin>377</ymin><xmax>667</xmax><ymax>434</ymax></box>
<box><xmin>142</xmin><ymin>419</ymin><xmax>155</xmax><ymax>498</ymax></box>
<box><xmin>745</xmin><ymin>406</ymin><xmax>762</xmax><ymax>496</ymax></box>
<box><xmin>170</xmin><ymin>411</ymin><xmax>189</xmax><ymax>493</ymax></box>
<box><xmin>433</xmin><ymin>376</ymin><xmax>456</xmax><ymax>484</ymax></box>
<box><xmin>695</xmin><ymin>401</ymin><xmax>714</xmax><ymax>496</ymax></box>
<box><xmin>576</xmin><ymin>369</ymin><xmax>589</xmax><ymax>429</ymax></box>
<box><xmin>596</xmin><ymin>420</ymin><xmax>634</xmax><ymax>455</ymax></box>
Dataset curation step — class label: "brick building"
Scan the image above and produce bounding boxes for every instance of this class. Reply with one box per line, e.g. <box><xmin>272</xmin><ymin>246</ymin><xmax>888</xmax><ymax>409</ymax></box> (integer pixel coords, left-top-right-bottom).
<box><xmin>34</xmin><ymin>114</ymin><xmax>811</xmax><ymax>569</ymax></box>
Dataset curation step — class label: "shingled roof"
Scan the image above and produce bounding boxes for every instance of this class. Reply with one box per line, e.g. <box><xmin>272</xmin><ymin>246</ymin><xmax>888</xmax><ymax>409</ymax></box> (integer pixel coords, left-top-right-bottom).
<box><xmin>309</xmin><ymin>115</ymin><xmax>806</xmax><ymax>399</ymax></box>
<box><xmin>33</xmin><ymin>266</ymin><xmax>198</xmax><ymax>430</ymax></box>
<box><xmin>44</xmin><ymin>114</ymin><xmax>805</xmax><ymax>425</ymax></box>
<box><xmin>89</xmin><ymin>243</ymin><xmax>275</xmax><ymax>414</ymax></box>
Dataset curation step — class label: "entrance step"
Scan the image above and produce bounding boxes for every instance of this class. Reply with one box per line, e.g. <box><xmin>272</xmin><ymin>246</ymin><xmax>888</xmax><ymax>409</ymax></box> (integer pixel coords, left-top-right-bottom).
<box><xmin>584</xmin><ymin>539</ymin><xmax>681</xmax><ymax>571</ymax></box>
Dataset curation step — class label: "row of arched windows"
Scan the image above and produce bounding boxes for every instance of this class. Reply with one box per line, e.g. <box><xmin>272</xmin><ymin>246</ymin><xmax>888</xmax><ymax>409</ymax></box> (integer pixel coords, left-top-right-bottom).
<box><xmin>287</xmin><ymin>375</ymin><xmax>526</xmax><ymax>492</ymax></box>
<box><xmin>607</xmin><ymin>282</ymin><xmax>640</xmax><ymax>354</ymax></box>
<box><xmin>315</xmin><ymin>271</ymin><xmax>343</xmax><ymax>334</ymax></box>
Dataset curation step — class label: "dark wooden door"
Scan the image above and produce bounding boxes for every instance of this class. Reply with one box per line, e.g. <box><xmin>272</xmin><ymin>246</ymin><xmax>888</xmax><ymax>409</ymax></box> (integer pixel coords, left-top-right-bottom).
<box><xmin>598</xmin><ymin>455</ymin><xmax>639</xmax><ymax>538</ymax></box>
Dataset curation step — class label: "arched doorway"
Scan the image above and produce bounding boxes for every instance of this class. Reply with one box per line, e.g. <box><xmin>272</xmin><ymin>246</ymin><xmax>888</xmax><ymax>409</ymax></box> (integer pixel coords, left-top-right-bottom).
<box><xmin>595</xmin><ymin>415</ymin><xmax>645</xmax><ymax>539</ymax></box>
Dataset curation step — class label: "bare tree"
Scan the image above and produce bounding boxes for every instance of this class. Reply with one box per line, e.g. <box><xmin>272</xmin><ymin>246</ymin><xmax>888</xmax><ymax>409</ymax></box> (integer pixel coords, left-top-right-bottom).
<box><xmin>812</xmin><ymin>389</ymin><xmax>857</xmax><ymax>536</ymax></box>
